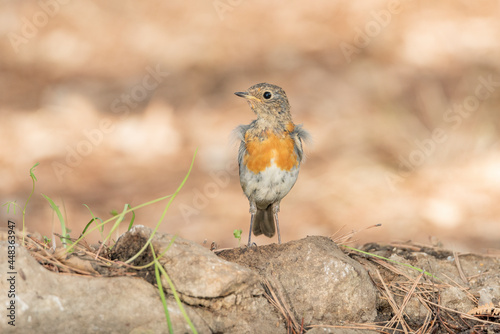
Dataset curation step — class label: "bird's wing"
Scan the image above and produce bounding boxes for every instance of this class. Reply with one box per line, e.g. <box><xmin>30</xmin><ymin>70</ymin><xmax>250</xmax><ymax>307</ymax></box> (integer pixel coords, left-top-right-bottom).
<box><xmin>232</xmin><ymin>124</ymin><xmax>251</xmax><ymax>165</ymax></box>
<box><xmin>292</xmin><ymin>124</ymin><xmax>310</xmax><ymax>162</ymax></box>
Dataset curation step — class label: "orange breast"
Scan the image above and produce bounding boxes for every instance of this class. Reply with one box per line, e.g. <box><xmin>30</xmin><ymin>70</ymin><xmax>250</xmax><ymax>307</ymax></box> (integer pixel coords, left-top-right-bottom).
<box><xmin>243</xmin><ymin>128</ymin><xmax>298</xmax><ymax>173</ymax></box>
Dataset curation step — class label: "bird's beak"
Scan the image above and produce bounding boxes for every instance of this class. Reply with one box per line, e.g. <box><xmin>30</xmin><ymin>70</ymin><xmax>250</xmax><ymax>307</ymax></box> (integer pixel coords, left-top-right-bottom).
<box><xmin>234</xmin><ymin>91</ymin><xmax>259</xmax><ymax>101</ymax></box>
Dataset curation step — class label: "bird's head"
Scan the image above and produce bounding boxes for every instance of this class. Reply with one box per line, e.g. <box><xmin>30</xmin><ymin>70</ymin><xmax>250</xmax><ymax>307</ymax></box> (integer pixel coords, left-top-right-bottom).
<box><xmin>235</xmin><ymin>83</ymin><xmax>291</xmax><ymax>120</ymax></box>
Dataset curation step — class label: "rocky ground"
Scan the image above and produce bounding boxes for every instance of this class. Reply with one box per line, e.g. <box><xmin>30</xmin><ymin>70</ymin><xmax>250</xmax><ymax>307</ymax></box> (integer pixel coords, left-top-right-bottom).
<box><xmin>3</xmin><ymin>1</ymin><xmax>500</xmax><ymax>253</ymax></box>
<box><xmin>1</xmin><ymin>226</ymin><xmax>499</xmax><ymax>333</ymax></box>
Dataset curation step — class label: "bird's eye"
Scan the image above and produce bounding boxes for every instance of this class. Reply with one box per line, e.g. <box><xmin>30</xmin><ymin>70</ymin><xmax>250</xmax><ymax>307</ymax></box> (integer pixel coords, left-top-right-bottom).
<box><xmin>263</xmin><ymin>91</ymin><xmax>272</xmax><ymax>99</ymax></box>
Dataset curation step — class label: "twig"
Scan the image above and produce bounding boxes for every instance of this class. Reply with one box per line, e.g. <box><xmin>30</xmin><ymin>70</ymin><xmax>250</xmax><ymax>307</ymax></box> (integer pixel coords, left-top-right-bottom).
<box><xmin>453</xmin><ymin>251</ymin><xmax>469</xmax><ymax>285</ymax></box>
<box><xmin>376</xmin><ymin>269</ymin><xmax>410</xmax><ymax>333</ymax></box>
<box><xmin>440</xmin><ymin>273</ymin><xmax>477</xmax><ymax>304</ymax></box>
<box><xmin>396</xmin><ymin>271</ymin><xmax>425</xmax><ymax>324</ymax></box>
<box><xmin>263</xmin><ymin>278</ymin><xmax>301</xmax><ymax>333</ymax></box>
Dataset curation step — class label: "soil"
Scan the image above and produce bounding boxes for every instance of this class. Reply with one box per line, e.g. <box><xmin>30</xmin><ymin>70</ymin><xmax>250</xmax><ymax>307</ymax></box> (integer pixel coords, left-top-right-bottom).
<box><xmin>217</xmin><ymin>240</ymin><xmax>500</xmax><ymax>333</ymax></box>
<box><xmin>17</xmin><ymin>229</ymin><xmax>500</xmax><ymax>333</ymax></box>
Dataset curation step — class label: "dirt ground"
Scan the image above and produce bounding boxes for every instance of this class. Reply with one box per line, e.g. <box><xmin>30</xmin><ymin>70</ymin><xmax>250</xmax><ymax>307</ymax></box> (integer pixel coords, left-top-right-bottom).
<box><xmin>16</xmin><ymin>228</ymin><xmax>500</xmax><ymax>333</ymax></box>
<box><xmin>218</xmin><ymin>241</ymin><xmax>500</xmax><ymax>333</ymax></box>
<box><xmin>2</xmin><ymin>1</ymin><xmax>500</xmax><ymax>253</ymax></box>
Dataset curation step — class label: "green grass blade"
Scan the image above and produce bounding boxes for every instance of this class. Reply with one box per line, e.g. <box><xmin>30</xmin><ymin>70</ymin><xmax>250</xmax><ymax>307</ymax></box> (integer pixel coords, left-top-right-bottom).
<box><xmin>125</xmin><ymin>149</ymin><xmax>197</xmax><ymax>264</ymax></box>
<box><xmin>41</xmin><ymin>193</ymin><xmax>69</xmax><ymax>247</ymax></box>
<box><xmin>65</xmin><ymin>193</ymin><xmax>173</xmax><ymax>253</ymax></box>
<box><xmin>342</xmin><ymin>245</ymin><xmax>439</xmax><ymax>280</ymax></box>
<box><xmin>129</xmin><ymin>235</ymin><xmax>177</xmax><ymax>270</ymax></box>
<box><xmin>109</xmin><ymin>205</ymin><xmax>135</xmax><ymax>231</ymax></box>
<box><xmin>126</xmin><ymin>205</ymin><xmax>135</xmax><ymax>231</ymax></box>
<box><xmin>101</xmin><ymin>204</ymin><xmax>128</xmax><ymax>249</ymax></box>
<box><xmin>81</xmin><ymin>218</ymin><xmax>103</xmax><ymax>236</ymax></box>
<box><xmin>150</xmin><ymin>244</ymin><xmax>198</xmax><ymax>333</ymax></box>
<box><xmin>22</xmin><ymin>163</ymin><xmax>39</xmax><ymax>244</ymax></box>
<box><xmin>64</xmin><ymin>149</ymin><xmax>196</xmax><ymax>255</ymax></box>
<box><xmin>29</xmin><ymin>163</ymin><xmax>39</xmax><ymax>182</ymax></box>
<box><xmin>2</xmin><ymin>201</ymin><xmax>19</xmax><ymax>214</ymax></box>
<box><xmin>82</xmin><ymin>204</ymin><xmax>104</xmax><ymax>236</ymax></box>
<box><xmin>151</xmin><ymin>244</ymin><xmax>174</xmax><ymax>333</ymax></box>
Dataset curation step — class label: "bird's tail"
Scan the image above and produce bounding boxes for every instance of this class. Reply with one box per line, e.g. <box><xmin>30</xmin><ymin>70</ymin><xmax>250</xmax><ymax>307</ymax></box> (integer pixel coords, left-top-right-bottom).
<box><xmin>253</xmin><ymin>206</ymin><xmax>275</xmax><ymax>238</ymax></box>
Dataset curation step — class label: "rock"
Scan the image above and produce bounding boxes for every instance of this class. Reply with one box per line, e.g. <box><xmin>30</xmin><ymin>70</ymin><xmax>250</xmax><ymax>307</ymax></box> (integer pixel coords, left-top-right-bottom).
<box><xmin>6</xmin><ymin>226</ymin><xmax>497</xmax><ymax>333</ymax></box>
<box><xmin>113</xmin><ymin>225</ymin><xmax>262</xmax><ymax>299</ymax></box>
<box><xmin>403</xmin><ymin>295</ymin><xmax>431</xmax><ymax>322</ymax></box>
<box><xmin>0</xmin><ymin>240</ymin><xmax>210</xmax><ymax>334</ymax></box>
<box><xmin>111</xmin><ymin>226</ymin><xmax>283</xmax><ymax>333</ymax></box>
<box><xmin>440</xmin><ymin>286</ymin><xmax>475</xmax><ymax>314</ymax></box>
<box><xmin>217</xmin><ymin>236</ymin><xmax>378</xmax><ymax>325</ymax></box>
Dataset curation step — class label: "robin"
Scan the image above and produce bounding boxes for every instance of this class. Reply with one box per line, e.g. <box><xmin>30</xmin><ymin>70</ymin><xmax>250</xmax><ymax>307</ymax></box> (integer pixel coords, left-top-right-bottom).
<box><xmin>234</xmin><ymin>83</ymin><xmax>309</xmax><ymax>246</ymax></box>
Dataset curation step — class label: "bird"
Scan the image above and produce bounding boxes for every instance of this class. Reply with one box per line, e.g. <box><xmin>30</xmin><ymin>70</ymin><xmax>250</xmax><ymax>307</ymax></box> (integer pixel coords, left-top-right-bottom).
<box><xmin>234</xmin><ymin>82</ymin><xmax>309</xmax><ymax>246</ymax></box>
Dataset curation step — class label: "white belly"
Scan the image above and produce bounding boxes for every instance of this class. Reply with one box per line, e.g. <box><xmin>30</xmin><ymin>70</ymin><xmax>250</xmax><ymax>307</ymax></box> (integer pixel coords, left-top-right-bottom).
<box><xmin>240</xmin><ymin>160</ymin><xmax>300</xmax><ymax>208</ymax></box>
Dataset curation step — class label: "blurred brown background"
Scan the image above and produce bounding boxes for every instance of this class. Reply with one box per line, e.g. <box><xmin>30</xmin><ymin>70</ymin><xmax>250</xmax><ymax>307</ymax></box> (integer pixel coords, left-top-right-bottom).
<box><xmin>2</xmin><ymin>1</ymin><xmax>500</xmax><ymax>252</ymax></box>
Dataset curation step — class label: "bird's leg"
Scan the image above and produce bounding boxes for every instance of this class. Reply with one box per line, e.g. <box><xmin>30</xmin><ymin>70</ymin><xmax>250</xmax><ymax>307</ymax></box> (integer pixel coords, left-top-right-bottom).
<box><xmin>273</xmin><ymin>202</ymin><xmax>281</xmax><ymax>244</ymax></box>
<box><xmin>248</xmin><ymin>201</ymin><xmax>257</xmax><ymax>247</ymax></box>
